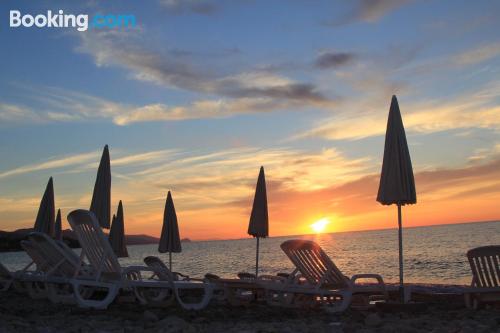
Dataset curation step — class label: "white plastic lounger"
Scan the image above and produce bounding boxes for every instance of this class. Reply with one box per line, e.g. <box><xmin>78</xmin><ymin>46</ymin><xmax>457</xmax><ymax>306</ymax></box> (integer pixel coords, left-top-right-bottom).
<box><xmin>20</xmin><ymin>232</ymin><xmax>92</xmax><ymax>303</ymax></box>
<box><xmin>67</xmin><ymin>209</ymin><xmax>213</xmax><ymax>310</ymax></box>
<box><xmin>259</xmin><ymin>240</ymin><xmax>387</xmax><ymax>312</ymax></box>
<box><xmin>464</xmin><ymin>245</ymin><xmax>500</xmax><ymax>309</ymax></box>
<box><xmin>143</xmin><ymin>256</ymin><xmax>213</xmax><ymax>309</ymax></box>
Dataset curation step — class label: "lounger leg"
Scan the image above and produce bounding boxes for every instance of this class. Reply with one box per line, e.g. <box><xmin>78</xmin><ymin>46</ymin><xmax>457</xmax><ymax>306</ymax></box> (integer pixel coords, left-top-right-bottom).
<box><xmin>71</xmin><ymin>280</ymin><xmax>119</xmax><ymax>309</ymax></box>
<box><xmin>27</xmin><ymin>281</ymin><xmax>48</xmax><ymax>299</ymax></box>
<box><xmin>46</xmin><ymin>283</ymin><xmax>75</xmax><ymax>304</ymax></box>
<box><xmin>12</xmin><ymin>281</ymin><xmax>28</xmax><ymax>293</ymax></box>
<box><xmin>134</xmin><ymin>287</ymin><xmax>176</xmax><ymax>307</ymax></box>
<box><xmin>464</xmin><ymin>293</ymin><xmax>481</xmax><ymax>310</ymax></box>
<box><xmin>175</xmin><ymin>284</ymin><xmax>214</xmax><ymax>310</ymax></box>
<box><xmin>0</xmin><ymin>279</ymin><xmax>12</xmax><ymax>291</ymax></box>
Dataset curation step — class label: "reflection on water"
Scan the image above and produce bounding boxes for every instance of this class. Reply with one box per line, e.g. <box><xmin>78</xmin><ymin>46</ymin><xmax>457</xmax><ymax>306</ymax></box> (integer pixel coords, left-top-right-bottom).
<box><xmin>1</xmin><ymin>221</ymin><xmax>499</xmax><ymax>284</ymax></box>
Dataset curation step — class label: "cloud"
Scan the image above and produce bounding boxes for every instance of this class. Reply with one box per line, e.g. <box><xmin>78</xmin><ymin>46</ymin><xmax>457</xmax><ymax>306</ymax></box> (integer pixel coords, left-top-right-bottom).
<box><xmin>327</xmin><ymin>0</ymin><xmax>412</xmax><ymax>26</ymax></box>
<box><xmin>75</xmin><ymin>30</ymin><xmax>334</xmax><ymax>107</ymax></box>
<box><xmin>0</xmin><ymin>84</ymin><xmax>333</xmax><ymax>126</ymax></box>
<box><xmin>293</xmin><ymin>81</ymin><xmax>500</xmax><ymax>141</ymax></box>
<box><xmin>0</xmin><ymin>152</ymin><xmax>100</xmax><ymax>179</ymax></box>
<box><xmin>314</xmin><ymin>52</ymin><xmax>356</xmax><ymax>69</ymax></box>
<box><xmin>0</xmin><ymin>149</ymin><xmax>179</xmax><ymax>180</ymax></box>
<box><xmin>0</xmin><ymin>103</ymin><xmax>43</xmax><ymax>123</ymax></box>
<box><xmin>113</xmin><ymin>97</ymin><xmax>310</xmax><ymax>125</ymax></box>
<box><xmin>124</xmin><ymin>146</ymin><xmax>373</xmax><ymax>212</ymax></box>
<box><xmin>452</xmin><ymin>42</ymin><xmax>500</xmax><ymax>66</ymax></box>
<box><xmin>111</xmin><ymin>149</ymin><xmax>178</xmax><ymax>167</ymax></box>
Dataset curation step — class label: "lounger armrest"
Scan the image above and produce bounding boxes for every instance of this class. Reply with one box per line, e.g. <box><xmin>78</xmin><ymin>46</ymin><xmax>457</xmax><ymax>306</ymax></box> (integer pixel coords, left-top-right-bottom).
<box><xmin>122</xmin><ymin>266</ymin><xmax>175</xmax><ymax>282</ymax></box>
<box><xmin>174</xmin><ymin>271</ymin><xmax>190</xmax><ymax>280</ymax></box>
<box><xmin>350</xmin><ymin>274</ymin><xmax>385</xmax><ymax>286</ymax></box>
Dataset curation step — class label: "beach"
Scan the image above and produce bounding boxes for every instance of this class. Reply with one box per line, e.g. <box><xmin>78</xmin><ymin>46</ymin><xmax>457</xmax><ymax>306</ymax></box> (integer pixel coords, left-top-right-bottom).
<box><xmin>1</xmin><ymin>286</ymin><xmax>498</xmax><ymax>333</ymax></box>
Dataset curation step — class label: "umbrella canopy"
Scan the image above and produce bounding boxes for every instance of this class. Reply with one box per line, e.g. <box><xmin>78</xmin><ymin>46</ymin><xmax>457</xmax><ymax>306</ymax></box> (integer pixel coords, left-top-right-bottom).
<box><xmin>159</xmin><ymin>191</ymin><xmax>181</xmax><ymax>270</ymax></box>
<box><xmin>108</xmin><ymin>200</ymin><xmax>128</xmax><ymax>258</ymax></box>
<box><xmin>377</xmin><ymin>96</ymin><xmax>416</xmax><ymax>205</ymax></box>
<box><xmin>33</xmin><ymin>177</ymin><xmax>55</xmax><ymax>237</ymax></box>
<box><xmin>248</xmin><ymin>166</ymin><xmax>269</xmax><ymax>238</ymax></box>
<box><xmin>54</xmin><ymin>209</ymin><xmax>62</xmax><ymax>241</ymax></box>
<box><xmin>90</xmin><ymin>145</ymin><xmax>111</xmax><ymax>229</ymax></box>
<box><xmin>248</xmin><ymin>166</ymin><xmax>269</xmax><ymax>277</ymax></box>
<box><xmin>377</xmin><ymin>95</ymin><xmax>416</xmax><ymax>303</ymax></box>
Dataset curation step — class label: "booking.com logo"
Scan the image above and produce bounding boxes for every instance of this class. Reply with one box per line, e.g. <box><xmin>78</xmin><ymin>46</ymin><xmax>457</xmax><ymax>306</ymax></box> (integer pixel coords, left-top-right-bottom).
<box><xmin>9</xmin><ymin>10</ymin><xmax>136</xmax><ymax>32</ymax></box>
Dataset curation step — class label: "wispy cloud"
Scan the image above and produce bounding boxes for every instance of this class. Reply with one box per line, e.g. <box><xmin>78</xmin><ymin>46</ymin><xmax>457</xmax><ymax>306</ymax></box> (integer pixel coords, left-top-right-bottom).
<box><xmin>112</xmin><ymin>149</ymin><xmax>178</xmax><ymax>167</ymax></box>
<box><xmin>326</xmin><ymin>0</ymin><xmax>412</xmax><ymax>26</ymax></box>
<box><xmin>0</xmin><ymin>103</ymin><xmax>44</xmax><ymax>123</ymax></box>
<box><xmin>0</xmin><ymin>149</ymin><xmax>180</xmax><ymax>180</ymax></box>
<box><xmin>293</xmin><ymin>81</ymin><xmax>500</xmax><ymax>141</ymax></box>
<box><xmin>121</xmin><ymin>146</ymin><xmax>373</xmax><ymax>212</ymax></box>
<box><xmin>75</xmin><ymin>30</ymin><xmax>334</xmax><ymax>108</ymax></box>
<box><xmin>0</xmin><ymin>84</ymin><xmax>333</xmax><ymax>126</ymax></box>
<box><xmin>314</xmin><ymin>51</ymin><xmax>357</xmax><ymax>69</ymax></box>
<box><xmin>0</xmin><ymin>152</ymin><xmax>100</xmax><ymax>179</ymax></box>
<box><xmin>452</xmin><ymin>42</ymin><xmax>500</xmax><ymax>66</ymax></box>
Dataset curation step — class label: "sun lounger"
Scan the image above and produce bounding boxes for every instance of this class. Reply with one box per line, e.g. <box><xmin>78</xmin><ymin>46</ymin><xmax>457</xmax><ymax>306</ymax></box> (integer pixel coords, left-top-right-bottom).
<box><xmin>259</xmin><ymin>239</ymin><xmax>387</xmax><ymax>312</ymax></box>
<box><xmin>20</xmin><ymin>232</ymin><xmax>97</xmax><ymax>303</ymax></box>
<box><xmin>143</xmin><ymin>256</ymin><xmax>217</xmax><ymax>308</ymax></box>
<box><xmin>143</xmin><ymin>256</ymin><xmax>205</xmax><ymax>307</ymax></box>
<box><xmin>464</xmin><ymin>245</ymin><xmax>500</xmax><ymax>309</ymax></box>
<box><xmin>67</xmin><ymin>209</ymin><xmax>213</xmax><ymax>310</ymax></box>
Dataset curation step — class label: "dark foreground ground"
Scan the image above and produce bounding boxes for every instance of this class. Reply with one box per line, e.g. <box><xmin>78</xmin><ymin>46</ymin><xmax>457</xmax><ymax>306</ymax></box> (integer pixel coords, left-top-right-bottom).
<box><xmin>0</xmin><ymin>290</ymin><xmax>499</xmax><ymax>333</ymax></box>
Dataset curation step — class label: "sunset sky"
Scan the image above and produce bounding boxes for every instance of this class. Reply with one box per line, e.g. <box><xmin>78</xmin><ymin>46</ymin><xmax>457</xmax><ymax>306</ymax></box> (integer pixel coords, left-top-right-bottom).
<box><xmin>0</xmin><ymin>0</ymin><xmax>499</xmax><ymax>240</ymax></box>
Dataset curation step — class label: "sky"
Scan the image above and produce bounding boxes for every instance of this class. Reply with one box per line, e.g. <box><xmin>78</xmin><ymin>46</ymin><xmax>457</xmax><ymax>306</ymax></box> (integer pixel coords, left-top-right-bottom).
<box><xmin>0</xmin><ymin>0</ymin><xmax>499</xmax><ymax>240</ymax></box>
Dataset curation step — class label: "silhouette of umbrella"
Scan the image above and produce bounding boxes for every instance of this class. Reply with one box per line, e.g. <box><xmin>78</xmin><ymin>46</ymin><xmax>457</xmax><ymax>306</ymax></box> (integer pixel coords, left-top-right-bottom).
<box><xmin>377</xmin><ymin>95</ymin><xmax>417</xmax><ymax>303</ymax></box>
<box><xmin>33</xmin><ymin>177</ymin><xmax>55</xmax><ymax>237</ymax></box>
<box><xmin>248</xmin><ymin>166</ymin><xmax>269</xmax><ymax>277</ymax></box>
<box><xmin>90</xmin><ymin>145</ymin><xmax>111</xmax><ymax>229</ymax></box>
<box><xmin>54</xmin><ymin>209</ymin><xmax>62</xmax><ymax>241</ymax></box>
<box><xmin>159</xmin><ymin>191</ymin><xmax>181</xmax><ymax>271</ymax></box>
<box><xmin>108</xmin><ymin>200</ymin><xmax>128</xmax><ymax>258</ymax></box>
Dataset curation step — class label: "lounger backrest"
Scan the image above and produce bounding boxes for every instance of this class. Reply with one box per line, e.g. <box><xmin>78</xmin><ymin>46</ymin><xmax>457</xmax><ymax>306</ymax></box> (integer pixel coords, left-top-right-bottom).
<box><xmin>467</xmin><ymin>245</ymin><xmax>500</xmax><ymax>288</ymax></box>
<box><xmin>25</xmin><ymin>232</ymin><xmax>80</xmax><ymax>277</ymax></box>
<box><xmin>67</xmin><ymin>209</ymin><xmax>121</xmax><ymax>278</ymax></box>
<box><xmin>21</xmin><ymin>240</ymin><xmax>51</xmax><ymax>272</ymax></box>
<box><xmin>144</xmin><ymin>256</ymin><xmax>175</xmax><ymax>281</ymax></box>
<box><xmin>281</xmin><ymin>239</ymin><xmax>349</xmax><ymax>289</ymax></box>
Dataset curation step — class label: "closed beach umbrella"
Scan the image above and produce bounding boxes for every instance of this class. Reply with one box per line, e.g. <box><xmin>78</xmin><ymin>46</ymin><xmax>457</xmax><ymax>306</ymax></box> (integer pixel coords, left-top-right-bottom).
<box><xmin>33</xmin><ymin>177</ymin><xmax>55</xmax><ymax>237</ymax></box>
<box><xmin>248</xmin><ymin>166</ymin><xmax>269</xmax><ymax>277</ymax></box>
<box><xmin>109</xmin><ymin>200</ymin><xmax>128</xmax><ymax>258</ymax></box>
<box><xmin>159</xmin><ymin>191</ymin><xmax>181</xmax><ymax>271</ymax></box>
<box><xmin>90</xmin><ymin>145</ymin><xmax>111</xmax><ymax>229</ymax></box>
<box><xmin>377</xmin><ymin>95</ymin><xmax>417</xmax><ymax>303</ymax></box>
<box><xmin>54</xmin><ymin>209</ymin><xmax>62</xmax><ymax>241</ymax></box>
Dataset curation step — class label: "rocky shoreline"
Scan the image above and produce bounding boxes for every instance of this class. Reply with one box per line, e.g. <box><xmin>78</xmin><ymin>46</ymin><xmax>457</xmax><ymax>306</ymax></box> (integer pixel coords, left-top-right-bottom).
<box><xmin>0</xmin><ymin>289</ymin><xmax>499</xmax><ymax>333</ymax></box>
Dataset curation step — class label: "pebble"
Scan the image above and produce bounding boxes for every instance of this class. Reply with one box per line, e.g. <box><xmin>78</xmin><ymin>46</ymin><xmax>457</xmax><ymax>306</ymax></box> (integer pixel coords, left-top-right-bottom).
<box><xmin>1</xmin><ymin>290</ymin><xmax>500</xmax><ymax>333</ymax></box>
<box><xmin>364</xmin><ymin>313</ymin><xmax>383</xmax><ymax>327</ymax></box>
<box><xmin>143</xmin><ymin>310</ymin><xmax>159</xmax><ymax>323</ymax></box>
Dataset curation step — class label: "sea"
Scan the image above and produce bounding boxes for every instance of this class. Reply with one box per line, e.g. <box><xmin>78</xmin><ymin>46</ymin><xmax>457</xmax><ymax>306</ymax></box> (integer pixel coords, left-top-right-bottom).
<box><xmin>1</xmin><ymin>221</ymin><xmax>499</xmax><ymax>285</ymax></box>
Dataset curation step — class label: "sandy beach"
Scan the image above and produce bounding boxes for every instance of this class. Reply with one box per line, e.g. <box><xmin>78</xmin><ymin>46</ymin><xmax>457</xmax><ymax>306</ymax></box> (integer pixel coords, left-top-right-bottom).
<box><xmin>1</xmin><ymin>286</ymin><xmax>498</xmax><ymax>333</ymax></box>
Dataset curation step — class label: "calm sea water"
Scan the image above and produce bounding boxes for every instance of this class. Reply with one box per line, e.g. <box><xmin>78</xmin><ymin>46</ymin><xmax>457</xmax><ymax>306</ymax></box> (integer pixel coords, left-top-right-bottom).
<box><xmin>1</xmin><ymin>222</ymin><xmax>499</xmax><ymax>285</ymax></box>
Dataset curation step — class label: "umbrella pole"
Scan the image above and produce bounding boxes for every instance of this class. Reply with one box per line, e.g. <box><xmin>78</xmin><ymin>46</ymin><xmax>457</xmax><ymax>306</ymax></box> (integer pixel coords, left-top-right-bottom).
<box><xmin>169</xmin><ymin>251</ymin><xmax>172</xmax><ymax>272</ymax></box>
<box><xmin>255</xmin><ymin>237</ymin><xmax>260</xmax><ymax>278</ymax></box>
<box><xmin>398</xmin><ymin>203</ymin><xmax>404</xmax><ymax>303</ymax></box>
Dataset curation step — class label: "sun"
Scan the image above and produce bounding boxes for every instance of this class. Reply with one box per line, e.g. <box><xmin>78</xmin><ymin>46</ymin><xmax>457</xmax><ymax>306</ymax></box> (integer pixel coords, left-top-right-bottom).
<box><xmin>311</xmin><ymin>218</ymin><xmax>330</xmax><ymax>233</ymax></box>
